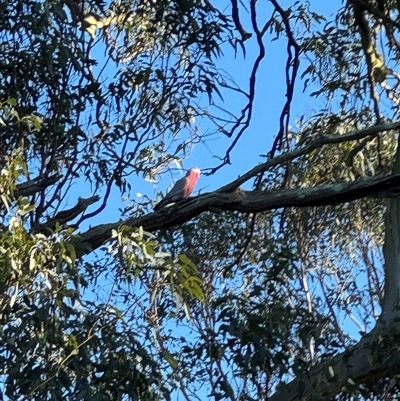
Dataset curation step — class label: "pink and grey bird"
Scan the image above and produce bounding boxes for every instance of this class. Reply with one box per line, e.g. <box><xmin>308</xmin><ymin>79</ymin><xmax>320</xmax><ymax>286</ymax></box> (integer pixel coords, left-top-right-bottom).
<box><xmin>154</xmin><ymin>167</ymin><xmax>201</xmax><ymax>210</ymax></box>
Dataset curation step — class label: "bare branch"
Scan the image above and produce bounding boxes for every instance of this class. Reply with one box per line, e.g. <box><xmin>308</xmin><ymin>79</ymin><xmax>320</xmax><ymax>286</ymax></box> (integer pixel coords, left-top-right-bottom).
<box><xmin>269</xmin><ymin>0</ymin><xmax>301</xmax><ymax>155</ymax></box>
<box><xmin>34</xmin><ymin>196</ymin><xmax>101</xmax><ymax>233</ymax></box>
<box><xmin>210</xmin><ymin>0</ymin><xmax>266</xmax><ymax>172</ymax></box>
<box><xmin>219</xmin><ymin>120</ymin><xmax>400</xmax><ymax>192</ymax></box>
<box><xmin>231</xmin><ymin>0</ymin><xmax>252</xmax><ymax>41</ymax></box>
<box><xmin>14</xmin><ymin>174</ymin><xmax>60</xmax><ymax>198</ymax></box>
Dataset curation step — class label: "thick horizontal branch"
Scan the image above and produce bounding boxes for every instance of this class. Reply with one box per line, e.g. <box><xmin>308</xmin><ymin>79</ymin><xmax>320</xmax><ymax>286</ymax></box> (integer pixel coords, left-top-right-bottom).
<box><xmin>14</xmin><ymin>174</ymin><xmax>60</xmax><ymax>198</ymax></box>
<box><xmin>220</xmin><ymin>120</ymin><xmax>400</xmax><ymax>192</ymax></box>
<box><xmin>73</xmin><ymin>173</ymin><xmax>400</xmax><ymax>258</ymax></box>
<box><xmin>270</xmin><ymin>320</ymin><xmax>400</xmax><ymax>401</ymax></box>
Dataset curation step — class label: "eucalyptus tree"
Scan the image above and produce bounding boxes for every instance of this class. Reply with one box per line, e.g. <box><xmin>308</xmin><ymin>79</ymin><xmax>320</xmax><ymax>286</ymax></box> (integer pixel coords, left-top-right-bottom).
<box><xmin>1</xmin><ymin>0</ymin><xmax>400</xmax><ymax>401</ymax></box>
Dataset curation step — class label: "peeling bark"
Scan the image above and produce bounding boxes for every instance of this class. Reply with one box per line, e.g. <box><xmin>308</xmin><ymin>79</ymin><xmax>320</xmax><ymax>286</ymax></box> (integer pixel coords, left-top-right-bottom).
<box><xmin>269</xmin><ymin>140</ymin><xmax>400</xmax><ymax>400</ymax></box>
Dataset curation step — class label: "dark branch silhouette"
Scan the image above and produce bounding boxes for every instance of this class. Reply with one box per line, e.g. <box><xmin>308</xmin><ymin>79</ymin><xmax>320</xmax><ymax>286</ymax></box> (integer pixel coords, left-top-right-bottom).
<box><xmin>34</xmin><ymin>196</ymin><xmax>100</xmax><ymax>233</ymax></box>
<box><xmin>14</xmin><ymin>174</ymin><xmax>60</xmax><ymax>198</ymax></box>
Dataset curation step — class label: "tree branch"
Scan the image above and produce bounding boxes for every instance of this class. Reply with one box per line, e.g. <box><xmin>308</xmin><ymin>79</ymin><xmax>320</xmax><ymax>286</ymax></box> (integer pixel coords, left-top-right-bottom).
<box><xmin>382</xmin><ymin>135</ymin><xmax>400</xmax><ymax>317</ymax></box>
<box><xmin>73</xmin><ymin>173</ymin><xmax>400</xmax><ymax>258</ymax></box>
<box><xmin>34</xmin><ymin>196</ymin><xmax>100</xmax><ymax>233</ymax></box>
<box><xmin>219</xmin><ymin>120</ymin><xmax>400</xmax><ymax>192</ymax></box>
<box><xmin>269</xmin><ymin>320</ymin><xmax>400</xmax><ymax>401</ymax></box>
<box><xmin>14</xmin><ymin>174</ymin><xmax>60</xmax><ymax>198</ymax></box>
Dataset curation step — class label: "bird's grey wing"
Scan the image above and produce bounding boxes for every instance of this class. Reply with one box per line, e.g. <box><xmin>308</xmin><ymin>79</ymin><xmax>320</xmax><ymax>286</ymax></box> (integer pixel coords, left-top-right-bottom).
<box><xmin>154</xmin><ymin>177</ymin><xmax>187</xmax><ymax>210</ymax></box>
<box><xmin>165</xmin><ymin>176</ymin><xmax>187</xmax><ymax>201</ymax></box>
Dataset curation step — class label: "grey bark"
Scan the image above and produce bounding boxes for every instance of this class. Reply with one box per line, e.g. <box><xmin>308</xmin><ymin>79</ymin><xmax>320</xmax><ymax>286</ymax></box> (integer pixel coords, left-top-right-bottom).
<box><xmin>269</xmin><ymin>138</ymin><xmax>400</xmax><ymax>400</ymax></box>
<box><xmin>73</xmin><ymin>173</ymin><xmax>400</xmax><ymax>258</ymax></box>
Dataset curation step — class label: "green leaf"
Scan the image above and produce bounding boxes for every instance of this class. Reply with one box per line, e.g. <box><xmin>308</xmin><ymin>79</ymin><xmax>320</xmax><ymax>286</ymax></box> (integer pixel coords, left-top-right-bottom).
<box><xmin>6</xmin><ymin>98</ymin><xmax>16</xmax><ymax>106</ymax></box>
<box><xmin>162</xmin><ymin>350</ymin><xmax>179</xmax><ymax>369</ymax></box>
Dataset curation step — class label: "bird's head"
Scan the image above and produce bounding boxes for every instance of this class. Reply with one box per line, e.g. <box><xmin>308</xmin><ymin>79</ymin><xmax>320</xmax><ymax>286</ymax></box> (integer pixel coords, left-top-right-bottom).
<box><xmin>187</xmin><ymin>167</ymin><xmax>201</xmax><ymax>177</ymax></box>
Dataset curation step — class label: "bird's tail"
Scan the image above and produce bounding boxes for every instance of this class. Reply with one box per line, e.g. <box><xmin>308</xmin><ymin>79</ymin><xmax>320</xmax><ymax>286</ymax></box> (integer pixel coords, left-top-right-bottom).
<box><xmin>153</xmin><ymin>198</ymin><xmax>167</xmax><ymax>211</ymax></box>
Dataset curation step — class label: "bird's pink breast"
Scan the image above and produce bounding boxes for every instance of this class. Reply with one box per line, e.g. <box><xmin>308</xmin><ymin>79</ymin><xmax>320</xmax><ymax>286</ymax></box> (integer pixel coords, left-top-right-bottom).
<box><xmin>183</xmin><ymin>174</ymin><xmax>199</xmax><ymax>198</ymax></box>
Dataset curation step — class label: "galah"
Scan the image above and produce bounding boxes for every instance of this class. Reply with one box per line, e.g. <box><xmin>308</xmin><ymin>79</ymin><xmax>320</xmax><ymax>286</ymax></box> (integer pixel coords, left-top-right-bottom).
<box><xmin>154</xmin><ymin>167</ymin><xmax>201</xmax><ymax>211</ymax></box>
